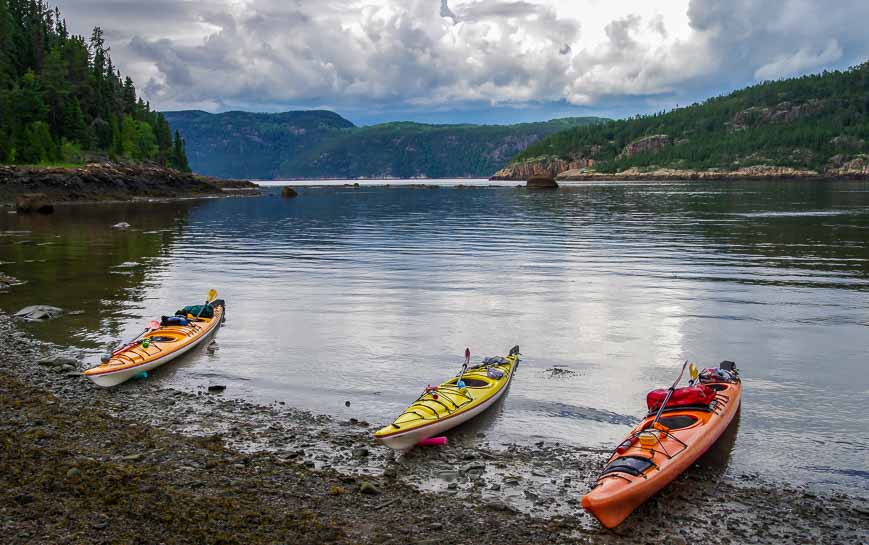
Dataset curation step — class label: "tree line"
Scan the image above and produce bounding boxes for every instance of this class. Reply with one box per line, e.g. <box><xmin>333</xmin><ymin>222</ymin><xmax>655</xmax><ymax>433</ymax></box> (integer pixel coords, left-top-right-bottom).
<box><xmin>0</xmin><ymin>0</ymin><xmax>190</xmax><ymax>169</ymax></box>
<box><xmin>513</xmin><ymin>61</ymin><xmax>869</xmax><ymax>172</ymax></box>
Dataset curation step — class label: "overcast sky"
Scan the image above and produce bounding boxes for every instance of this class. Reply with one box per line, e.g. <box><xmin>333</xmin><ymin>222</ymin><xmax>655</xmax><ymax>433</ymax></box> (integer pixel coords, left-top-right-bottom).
<box><xmin>54</xmin><ymin>0</ymin><xmax>869</xmax><ymax>125</ymax></box>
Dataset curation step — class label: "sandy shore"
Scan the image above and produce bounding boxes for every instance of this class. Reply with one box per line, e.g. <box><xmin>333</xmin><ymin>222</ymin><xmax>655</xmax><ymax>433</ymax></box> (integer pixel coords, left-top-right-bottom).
<box><xmin>1</xmin><ymin>312</ymin><xmax>866</xmax><ymax>544</ymax></box>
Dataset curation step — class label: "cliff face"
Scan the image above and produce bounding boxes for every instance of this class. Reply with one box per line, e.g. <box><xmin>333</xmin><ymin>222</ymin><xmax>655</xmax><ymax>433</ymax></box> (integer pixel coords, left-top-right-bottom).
<box><xmin>490</xmin><ymin>158</ymin><xmax>595</xmax><ymax>180</ymax></box>
<box><xmin>0</xmin><ymin>164</ymin><xmax>258</xmax><ymax>204</ymax></box>
<box><xmin>618</xmin><ymin>134</ymin><xmax>671</xmax><ymax>158</ymax></box>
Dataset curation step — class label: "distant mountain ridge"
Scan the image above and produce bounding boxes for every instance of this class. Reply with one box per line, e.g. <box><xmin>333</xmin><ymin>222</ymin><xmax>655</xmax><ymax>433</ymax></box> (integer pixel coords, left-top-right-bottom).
<box><xmin>162</xmin><ymin>110</ymin><xmax>607</xmax><ymax>179</ymax></box>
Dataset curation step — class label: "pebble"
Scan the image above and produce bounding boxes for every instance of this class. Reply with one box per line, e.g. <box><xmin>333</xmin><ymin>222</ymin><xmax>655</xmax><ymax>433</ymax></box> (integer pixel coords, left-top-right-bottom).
<box><xmin>359</xmin><ymin>481</ymin><xmax>382</xmax><ymax>495</ymax></box>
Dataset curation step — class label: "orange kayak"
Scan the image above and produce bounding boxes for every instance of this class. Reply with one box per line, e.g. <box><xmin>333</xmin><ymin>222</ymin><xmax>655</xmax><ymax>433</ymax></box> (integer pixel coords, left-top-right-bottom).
<box><xmin>582</xmin><ymin>362</ymin><xmax>742</xmax><ymax>528</ymax></box>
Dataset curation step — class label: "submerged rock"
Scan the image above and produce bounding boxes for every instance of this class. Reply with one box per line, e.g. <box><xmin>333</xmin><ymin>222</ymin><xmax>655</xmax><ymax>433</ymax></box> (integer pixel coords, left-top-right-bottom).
<box><xmin>0</xmin><ymin>272</ymin><xmax>23</xmax><ymax>289</ymax></box>
<box><xmin>111</xmin><ymin>222</ymin><xmax>131</xmax><ymax>230</ymax></box>
<box><xmin>15</xmin><ymin>193</ymin><xmax>54</xmax><ymax>214</ymax></box>
<box><xmin>14</xmin><ymin>305</ymin><xmax>64</xmax><ymax>321</ymax></box>
<box><xmin>280</xmin><ymin>186</ymin><xmax>298</xmax><ymax>198</ymax></box>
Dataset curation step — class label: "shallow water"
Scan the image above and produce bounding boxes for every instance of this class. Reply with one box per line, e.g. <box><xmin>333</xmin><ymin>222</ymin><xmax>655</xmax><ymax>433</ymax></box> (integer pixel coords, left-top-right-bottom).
<box><xmin>1</xmin><ymin>179</ymin><xmax>868</xmax><ymax>495</ymax></box>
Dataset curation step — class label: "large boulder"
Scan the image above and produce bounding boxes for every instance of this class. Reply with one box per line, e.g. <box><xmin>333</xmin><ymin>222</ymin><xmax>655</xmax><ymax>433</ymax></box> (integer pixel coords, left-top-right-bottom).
<box><xmin>526</xmin><ymin>176</ymin><xmax>558</xmax><ymax>189</ymax></box>
<box><xmin>15</xmin><ymin>193</ymin><xmax>54</xmax><ymax>214</ymax></box>
<box><xmin>281</xmin><ymin>186</ymin><xmax>298</xmax><ymax>198</ymax></box>
<box><xmin>14</xmin><ymin>305</ymin><xmax>64</xmax><ymax>321</ymax></box>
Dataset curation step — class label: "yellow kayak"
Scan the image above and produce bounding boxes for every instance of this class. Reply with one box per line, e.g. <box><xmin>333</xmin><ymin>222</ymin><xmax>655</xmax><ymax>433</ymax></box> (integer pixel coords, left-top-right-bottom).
<box><xmin>374</xmin><ymin>346</ymin><xmax>520</xmax><ymax>450</ymax></box>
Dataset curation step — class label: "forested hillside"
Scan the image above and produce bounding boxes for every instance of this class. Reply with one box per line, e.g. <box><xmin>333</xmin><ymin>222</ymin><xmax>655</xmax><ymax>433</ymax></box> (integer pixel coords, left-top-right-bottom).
<box><xmin>163</xmin><ymin>111</ymin><xmax>605</xmax><ymax>179</ymax></box>
<box><xmin>284</xmin><ymin>118</ymin><xmax>603</xmax><ymax>179</ymax></box>
<box><xmin>163</xmin><ymin>110</ymin><xmax>354</xmax><ymax>180</ymax></box>
<box><xmin>511</xmin><ymin>62</ymin><xmax>869</xmax><ymax>174</ymax></box>
<box><xmin>0</xmin><ymin>0</ymin><xmax>189</xmax><ymax>169</ymax></box>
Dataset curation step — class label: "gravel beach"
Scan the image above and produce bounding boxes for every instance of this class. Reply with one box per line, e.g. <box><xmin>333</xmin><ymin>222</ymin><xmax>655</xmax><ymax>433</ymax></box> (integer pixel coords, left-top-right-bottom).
<box><xmin>1</xmin><ymin>312</ymin><xmax>867</xmax><ymax>545</ymax></box>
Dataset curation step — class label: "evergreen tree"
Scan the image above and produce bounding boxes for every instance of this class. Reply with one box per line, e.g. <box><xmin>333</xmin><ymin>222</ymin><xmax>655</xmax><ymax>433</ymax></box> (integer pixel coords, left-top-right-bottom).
<box><xmin>0</xmin><ymin>1</ymin><xmax>191</xmax><ymax>168</ymax></box>
<box><xmin>172</xmin><ymin>129</ymin><xmax>190</xmax><ymax>172</ymax></box>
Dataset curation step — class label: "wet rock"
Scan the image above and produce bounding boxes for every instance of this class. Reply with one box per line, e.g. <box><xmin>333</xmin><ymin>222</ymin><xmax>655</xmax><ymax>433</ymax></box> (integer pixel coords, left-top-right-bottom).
<box><xmin>37</xmin><ymin>356</ymin><xmax>79</xmax><ymax>368</ymax></box>
<box><xmin>111</xmin><ymin>222</ymin><xmax>131</xmax><ymax>230</ymax></box>
<box><xmin>665</xmin><ymin>535</ymin><xmax>688</xmax><ymax>545</ymax></box>
<box><xmin>280</xmin><ymin>186</ymin><xmax>298</xmax><ymax>198</ymax></box>
<box><xmin>15</xmin><ymin>193</ymin><xmax>54</xmax><ymax>214</ymax></box>
<box><xmin>437</xmin><ymin>470</ymin><xmax>458</xmax><ymax>481</ymax></box>
<box><xmin>66</xmin><ymin>467</ymin><xmax>82</xmax><ymax>480</ymax></box>
<box><xmin>0</xmin><ymin>273</ymin><xmax>23</xmax><ymax>289</ymax></box>
<box><xmin>353</xmin><ymin>447</ymin><xmax>369</xmax><ymax>458</ymax></box>
<box><xmin>485</xmin><ymin>500</ymin><xmax>513</xmax><ymax>512</ymax></box>
<box><xmin>462</xmin><ymin>462</ymin><xmax>485</xmax><ymax>473</ymax></box>
<box><xmin>13</xmin><ymin>493</ymin><xmax>34</xmax><ymax>505</ymax></box>
<box><xmin>359</xmin><ymin>481</ymin><xmax>382</xmax><ymax>495</ymax></box>
<box><xmin>545</xmin><ymin>366</ymin><xmax>576</xmax><ymax>377</ymax></box>
<box><xmin>447</xmin><ymin>482</ymin><xmax>458</xmax><ymax>490</ymax></box>
<box><xmin>207</xmin><ymin>385</ymin><xmax>226</xmax><ymax>394</ymax></box>
<box><xmin>526</xmin><ymin>176</ymin><xmax>558</xmax><ymax>189</ymax></box>
<box><xmin>14</xmin><ymin>305</ymin><xmax>64</xmax><ymax>322</ymax></box>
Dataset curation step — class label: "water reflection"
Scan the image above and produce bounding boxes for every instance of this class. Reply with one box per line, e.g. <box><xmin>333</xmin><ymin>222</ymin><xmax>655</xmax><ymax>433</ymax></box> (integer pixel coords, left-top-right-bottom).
<box><xmin>0</xmin><ymin>179</ymin><xmax>867</xmax><ymax>495</ymax></box>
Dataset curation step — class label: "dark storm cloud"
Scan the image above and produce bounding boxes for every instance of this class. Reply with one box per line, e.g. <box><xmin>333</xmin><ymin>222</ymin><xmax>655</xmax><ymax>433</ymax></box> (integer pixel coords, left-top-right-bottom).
<box><xmin>52</xmin><ymin>0</ymin><xmax>869</xmax><ymax>122</ymax></box>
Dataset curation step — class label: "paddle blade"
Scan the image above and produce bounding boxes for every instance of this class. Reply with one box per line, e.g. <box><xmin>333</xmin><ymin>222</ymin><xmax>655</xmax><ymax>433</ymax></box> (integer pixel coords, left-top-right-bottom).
<box><xmin>148</xmin><ymin>320</ymin><xmax>160</xmax><ymax>330</ymax></box>
<box><xmin>689</xmin><ymin>363</ymin><xmax>699</xmax><ymax>382</ymax></box>
<box><xmin>207</xmin><ymin>289</ymin><xmax>218</xmax><ymax>302</ymax></box>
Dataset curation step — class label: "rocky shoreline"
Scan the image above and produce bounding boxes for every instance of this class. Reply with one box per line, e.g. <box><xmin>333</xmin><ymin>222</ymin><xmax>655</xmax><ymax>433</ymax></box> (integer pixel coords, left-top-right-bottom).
<box><xmin>0</xmin><ymin>163</ymin><xmax>260</xmax><ymax>205</ymax></box>
<box><xmin>1</xmin><ymin>312</ymin><xmax>867</xmax><ymax>544</ymax></box>
<box><xmin>491</xmin><ymin>161</ymin><xmax>869</xmax><ymax>182</ymax></box>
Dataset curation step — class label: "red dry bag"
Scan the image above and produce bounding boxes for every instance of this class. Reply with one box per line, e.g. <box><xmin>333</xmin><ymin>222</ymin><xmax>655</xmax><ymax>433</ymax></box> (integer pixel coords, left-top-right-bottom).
<box><xmin>646</xmin><ymin>385</ymin><xmax>716</xmax><ymax>412</ymax></box>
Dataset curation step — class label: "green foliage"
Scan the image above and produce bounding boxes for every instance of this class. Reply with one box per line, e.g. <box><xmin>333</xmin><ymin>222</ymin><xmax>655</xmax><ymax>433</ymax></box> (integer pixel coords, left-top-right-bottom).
<box><xmin>0</xmin><ymin>1</ymin><xmax>188</xmax><ymax>169</ymax></box>
<box><xmin>163</xmin><ymin>110</ymin><xmax>607</xmax><ymax>179</ymax></box>
<box><xmin>514</xmin><ymin>62</ymin><xmax>869</xmax><ymax>172</ymax></box>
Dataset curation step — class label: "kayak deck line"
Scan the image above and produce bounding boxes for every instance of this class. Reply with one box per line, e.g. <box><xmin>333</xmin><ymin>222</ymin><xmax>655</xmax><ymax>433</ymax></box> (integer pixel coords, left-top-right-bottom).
<box><xmin>374</xmin><ymin>346</ymin><xmax>520</xmax><ymax>448</ymax></box>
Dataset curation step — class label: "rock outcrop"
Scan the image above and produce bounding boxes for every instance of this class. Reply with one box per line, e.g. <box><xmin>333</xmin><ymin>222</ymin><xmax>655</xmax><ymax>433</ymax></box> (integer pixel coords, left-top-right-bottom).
<box><xmin>730</xmin><ymin>100</ymin><xmax>825</xmax><ymax>130</ymax></box>
<box><xmin>827</xmin><ymin>155</ymin><xmax>869</xmax><ymax>177</ymax></box>
<box><xmin>526</xmin><ymin>176</ymin><xmax>558</xmax><ymax>189</ymax></box>
<box><xmin>0</xmin><ymin>163</ymin><xmax>259</xmax><ymax>204</ymax></box>
<box><xmin>556</xmin><ymin>165</ymin><xmax>827</xmax><ymax>181</ymax></box>
<box><xmin>618</xmin><ymin>135</ymin><xmax>671</xmax><ymax>159</ymax></box>
<box><xmin>490</xmin><ymin>158</ymin><xmax>595</xmax><ymax>180</ymax></box>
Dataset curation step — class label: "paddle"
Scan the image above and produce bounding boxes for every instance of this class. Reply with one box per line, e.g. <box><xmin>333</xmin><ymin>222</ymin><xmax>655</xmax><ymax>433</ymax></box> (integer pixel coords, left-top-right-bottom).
<box><xmin>194</xmin><ymin>289</ymin><xmax>218</xmax><ymax>319</ymax></box>
<box><xmin>650</xmin><ymin>360</ymin><xmax>690</xmax><ymax>428</ymax></box>
<box><xmin>456</xmin><ymin>347</ymin><xmax>470</xmax><ymax>388</ymax></box>
<box><xmin>688</xmin><ymin>363</ymin><xmax>699</xmax><ymax>386</ymax></box>
<box><xmin>103</xmin><ymin>320</ymin><xmax>161</xmax><ymax>362</ymax></box>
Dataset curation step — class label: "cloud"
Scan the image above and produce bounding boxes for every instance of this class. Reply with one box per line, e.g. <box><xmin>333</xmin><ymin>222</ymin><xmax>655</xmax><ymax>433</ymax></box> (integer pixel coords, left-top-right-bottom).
<box><xmin>754</xmin><ymin>40</ymin><xmax>844</xmax><ymax>81</ymax></box>
<box><xmin>52</xmin><ymin>0</ymin><xmax>869</xmax><ymax>122</ymax></box>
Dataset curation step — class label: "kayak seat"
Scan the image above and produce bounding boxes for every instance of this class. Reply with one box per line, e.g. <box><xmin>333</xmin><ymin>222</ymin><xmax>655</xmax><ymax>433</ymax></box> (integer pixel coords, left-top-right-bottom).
<box><xmin>601</xmin><ymin>456</ymin><xmax>654</xmax><ymax>477</ymax></box>
<box><xmin>655</xmin><ymin>415</ymin><xmax>698</xmax><ymax>430</ymax></box>
<box><xmin>646</xmin><ymin>404</ymin><xmax>714</xmax><ymax>416</ymax></box>
<box><xmin>450</xmin><ymin>378</ymin><xmax>490</xmax><ymax>388</ymax></box>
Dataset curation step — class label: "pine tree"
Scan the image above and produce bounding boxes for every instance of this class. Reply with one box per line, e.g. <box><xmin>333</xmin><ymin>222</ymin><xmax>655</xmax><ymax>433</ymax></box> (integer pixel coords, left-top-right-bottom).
<box><xmin>172</xmin><ymin>129</ymin><xmax>190</xmax><ymax>172</ymax></box>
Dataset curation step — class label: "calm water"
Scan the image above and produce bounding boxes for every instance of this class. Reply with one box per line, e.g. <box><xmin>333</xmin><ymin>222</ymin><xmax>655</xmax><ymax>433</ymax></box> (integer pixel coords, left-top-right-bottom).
<box><xmin>1</xmin><ymin>180</ymin><xmax>868</xmax><ymax>494</ymax></box>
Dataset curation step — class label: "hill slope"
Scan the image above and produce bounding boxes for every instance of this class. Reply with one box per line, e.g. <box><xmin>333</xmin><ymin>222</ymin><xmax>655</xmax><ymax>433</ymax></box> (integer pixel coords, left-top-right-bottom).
<box><xmin>499</xmin><ymin>61</ymin><xmax>869</xmax><ymax>179</ymax></box>
<box><xmin>162</xmin><ymin>110</ymin><xmax>355</xmax><ymax>180</ymax></box>
<box><xmin>163</xmin><ymin>111</ymin><xmax>606</xmax><ymax>179</ymax></box>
